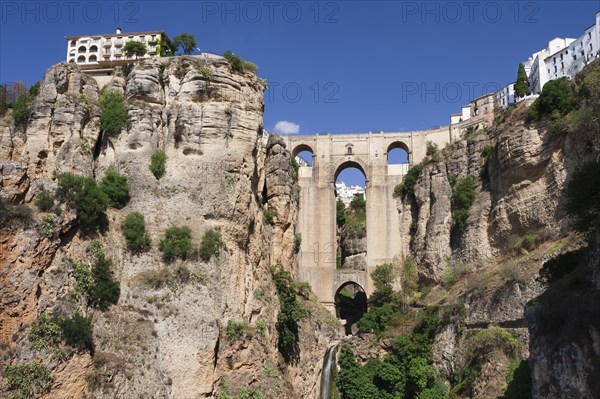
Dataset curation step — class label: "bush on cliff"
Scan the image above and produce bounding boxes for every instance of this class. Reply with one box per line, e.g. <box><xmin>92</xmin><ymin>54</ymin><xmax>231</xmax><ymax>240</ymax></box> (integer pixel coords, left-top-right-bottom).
<box><xmin>98</xmin><ymin>90</ymin><xmax>128</xmax><ymax>136</ymax></box>
<box><xmin>121</xmin><ymin>212</ymin><xmax>151</xmax><ymax>253</ymax></box>
<box><xmin>159</xmin><ymin>225</ymin><xmax>192</xmax><ymax>263</ymax></box>
<box><xmin>99</xmin><ymin>167</ymin><xmax>130</xmax><ymax>209</ymax></box>
<box><xmin>150</xmin><ymin>150</ymin><xmax>166</xmax><ymax>179</ymax></box>
<box><xmin>57</xmin><ymin>173</ymin><xmax>108</xmax><ymax>234</ymax></box>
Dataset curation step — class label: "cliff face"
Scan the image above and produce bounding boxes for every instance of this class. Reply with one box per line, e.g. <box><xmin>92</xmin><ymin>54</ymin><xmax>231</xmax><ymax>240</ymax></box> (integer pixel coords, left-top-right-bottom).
<box><xmin>0</xmin><ymin>58</ymin><xmax>339</xmax><ymax>398</ymax></box>
<box><xmin>399</xmin><ymin>75</ymin><xmax>600</xmax><ymax>397</ymax></box>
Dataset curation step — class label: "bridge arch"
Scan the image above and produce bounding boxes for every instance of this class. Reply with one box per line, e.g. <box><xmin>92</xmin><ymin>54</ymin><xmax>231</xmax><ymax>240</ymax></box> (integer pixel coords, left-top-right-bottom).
<box><xmin>333</xmin><ymin>159</ymin><xmax>368</xmax><ymax>183</ymax></box>
<box><xmin>387</xmin><ymin>141</ymin><xmax>411</xmax><ymax>164</ymax></box>
<box><xmin>334</xmin><ymin>281</ymin><xmax>367</xmax><ymax>335</ymax></box>
<box><xmin>292</xmin><ymin>143</ymin><xmax>314</xmax><ymax>167</ymax></box>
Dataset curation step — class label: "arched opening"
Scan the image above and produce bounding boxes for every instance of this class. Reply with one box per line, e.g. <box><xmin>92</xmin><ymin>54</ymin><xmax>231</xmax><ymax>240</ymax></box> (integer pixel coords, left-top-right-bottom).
<box><xmin>387</xmin><ymin>141</ymin><xmax>410</xmax><ymax>164</ymax></box>
<box><xmin>292</xmin><ymin>144</ymin><xmax>314</xmax><ymax>167</ymax></box>
<box><xmin>335</xmin><ymin>161</ymin><xmax>367</xmax><ymax>272</ymax></box>
<box><xmin>78</xmin><ymin>46</ymin><xmax>86</xmax><ymax>54</ymax></box>
<box><xmin>88</xmin><ymin>55</ymin><xmax>97</xmax><ymax>62</ymax></box>
<box><xmin>335</xmin><ymin>282</ymin><xmax>367</xmax><ymax>335</ymax></box>
<box><xmin>70</xmin><ymin>40</ymin><xmax>76</xmax><ymax>47</ymax></box>
<box><xmin>69</xmin><ymin>58</ymin><xmax>75</xmax><ymax>63</ymax></box>
<box><xmin>77</xmin><ymin>55</ymin><xmax>86</xmax><ymax>63</ymax></box>
<box><xmin>89</xmin><ymin>45</ymin><xmax>98</xmax><ymax>53</ymax></box>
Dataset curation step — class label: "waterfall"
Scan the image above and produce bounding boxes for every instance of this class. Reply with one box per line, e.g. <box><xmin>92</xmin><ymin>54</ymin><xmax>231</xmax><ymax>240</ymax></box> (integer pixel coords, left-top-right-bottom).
<box><xmin>320</xmin><ymin>343</ymin><xmax>339</xmax><ymax>399</ymax></box>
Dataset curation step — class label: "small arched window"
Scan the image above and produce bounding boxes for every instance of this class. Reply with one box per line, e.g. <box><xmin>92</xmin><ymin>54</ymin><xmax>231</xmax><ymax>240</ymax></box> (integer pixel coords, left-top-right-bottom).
<box><xmin>347</xmin><ymin>146</ymin><xmax>353</xmax><ymax>155</ymax></box>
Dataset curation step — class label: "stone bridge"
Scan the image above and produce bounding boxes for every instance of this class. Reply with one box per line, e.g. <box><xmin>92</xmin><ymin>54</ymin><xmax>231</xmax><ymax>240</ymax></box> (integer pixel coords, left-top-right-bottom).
<box><xmin>283</xmin><ymin>126</ymin><xmax>454</xmax><ymax>314</ymax></box>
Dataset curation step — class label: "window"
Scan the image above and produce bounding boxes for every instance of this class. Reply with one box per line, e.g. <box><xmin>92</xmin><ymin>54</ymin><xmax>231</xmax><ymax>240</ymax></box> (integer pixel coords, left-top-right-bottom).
<box><xmin>89</xmin><ymin>55</ymin><xmax>97</xmax><ymax>62</ymax></box>
<box><xmin>589</xmin><ymin>32</ymin><xmax>592</xmax><ymax>40</ymax></box>
<box><xmin>78</xmin><ymin>46</ymin><xmax>86</xmax><ymax>53</ymax></box>
<box><xmin>115</xmin><ymin>55</ymin><xmax>121</xmax><ymax>60</ymax></box>
<box><xmin>70</xmin><ymin>40</ymin><xmax>76</xmax><ymax>47</ymax></box>
<box><xmin>77</xmin><ymin>55</ymin><xmax>86</xmax><ymax>63</ymax></box>
<box><xmin>89</xmin><ymin>45</ymin><xmax>98</xmax><ymax>53</ymax></box>
<box><xmin>347</xmin><ymin>147</ymin><xmax>353</xmax><ymax>155</ymax></box>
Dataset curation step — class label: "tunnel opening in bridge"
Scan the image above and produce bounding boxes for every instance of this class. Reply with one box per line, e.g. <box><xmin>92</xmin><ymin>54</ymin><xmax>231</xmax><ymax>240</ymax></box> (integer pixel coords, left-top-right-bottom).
<box><xmin>335</xmin><ymin>162</ymin><xmax>367</xmax><ymax>273</ymax></box>
<box><xmin>292</xmin><ymin>144</ymin><xmax>314</xmax><ymax>167</ymax></box>
<box><xmin>387</xmin><ymin>141</ymin><xmax>410</xmax><ymax>164</ymax></box>
<box><xmin>335</xmin><ymin>282</ymin><xmax>367</xmax><ymax>335</ymax></box>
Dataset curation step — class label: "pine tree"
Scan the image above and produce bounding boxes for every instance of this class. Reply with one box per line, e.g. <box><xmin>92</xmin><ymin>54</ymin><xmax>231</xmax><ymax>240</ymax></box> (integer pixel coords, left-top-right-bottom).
<box><xmin>515</xmin><ymin>63</ymin><xmax>530</xmax><ymax>98</ymax></box>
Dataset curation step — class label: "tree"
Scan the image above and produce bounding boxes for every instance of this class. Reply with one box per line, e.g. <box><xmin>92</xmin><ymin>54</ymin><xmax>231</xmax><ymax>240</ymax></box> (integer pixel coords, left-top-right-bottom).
<box><xmin>159</xmin><ymin>226</ymin><xmax>192</xmax><ymax>263</ymax></box>
<box><xmin>173</xmin><ymin>33</ymin><xmax>197</xmax><ymax>55</ymax></box>
<box><xmin>57</xmin><ymin>173</ymin><xmax>108</xmax><ymax>234</ymax></box>
<box><xmin>515</xmin><ymin>63</ymin><xmax>530</xmax><ymax>98</ymax></box>
<box><xmin>122</xmin><ymin>41</ymin><xmax>147</xmax><ymax>59</ymax></box>
<box><xmin>98</xmin><ymin>90</ymin><xmax>128</xmax><ymax>136</ymax></box>
<box><xmin>99</xmin><ymin>167</ymin><xmax>130</xmax><ymax>209</ymax></box>
<box><xmin>122</xmin><ymin>212</ymin><xmax>151</xmax><ymax>253</ymax></box>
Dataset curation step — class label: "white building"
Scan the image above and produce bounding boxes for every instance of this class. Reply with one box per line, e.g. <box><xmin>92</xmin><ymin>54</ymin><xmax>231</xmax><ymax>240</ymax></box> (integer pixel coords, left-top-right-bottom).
<box><xmin>65</xmin><ymin>28</ymin><xmax>165</xmax><ymax>65</ymax></box>
<box><xmin>495</xmin><ymin>82</ymin><xmax>516</xmax><ymax>109</ymax></box>
<box><xmin>335</xmin><ymin>182</ymin><xmax>365</xmax><ymax>207</ymax></box>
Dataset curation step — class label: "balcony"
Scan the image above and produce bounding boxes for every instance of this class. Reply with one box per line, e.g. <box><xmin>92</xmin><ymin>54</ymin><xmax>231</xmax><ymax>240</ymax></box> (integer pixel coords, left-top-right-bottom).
<box><xmin>103</xmin><ymin>40</ymin><xmax>112</xmax><ymax>47</ymax></box>
<box><xmin>115</xmin><ymin>40</ymin><xmax>123</xmax><ymax>46</ymax></box>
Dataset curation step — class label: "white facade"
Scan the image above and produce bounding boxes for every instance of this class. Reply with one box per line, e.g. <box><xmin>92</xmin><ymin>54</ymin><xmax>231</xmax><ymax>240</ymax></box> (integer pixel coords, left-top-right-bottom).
<box><xmin>65</xmin><ymin>29</ymin><xmax>164</xmax><ymax>65</ymax></box>
<box><xmin>335</xmin><ymin>182</ymin><xmax>365</xmax><ymax>207</ymax></box>
<box><xmin>527</xmin><ymin>37</ymin><xmax>576</xmax><ymax>93</ymax></box>
<box><xmin>495</xmin><ymin>82</ymin><xmax>516</xmax><ymax>109</ymax></box>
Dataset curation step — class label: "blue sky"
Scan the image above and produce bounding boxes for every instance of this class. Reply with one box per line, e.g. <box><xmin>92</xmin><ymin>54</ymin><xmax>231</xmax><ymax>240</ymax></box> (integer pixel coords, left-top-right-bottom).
<box><xmin>1</xmin><ymin>1</ymin><xmax>598</xmax><ymax>186</ymax></box>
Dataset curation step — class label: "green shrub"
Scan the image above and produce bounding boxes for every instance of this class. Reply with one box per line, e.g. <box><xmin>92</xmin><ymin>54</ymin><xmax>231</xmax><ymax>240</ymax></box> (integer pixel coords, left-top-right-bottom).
<box><xmin>99</xmin><ymin>168</ymin><xmax>130</xmax><ymax>209</ymax></box>
<box><xmin>394</xmin><ymin>184</ymin><xmax>403</xmax><ymax>198</ymax></box>
<box><xmin>271</xmin><ymin>265</ymin><xmax>308</xmax><ymax>363</ymax></box>
<box><xmin>293</xmin><ymin>233</ymin><xmax>302</xmax><ymax>253</ymax></box>
<box><xmin>290</xmin><ymin>157</ymin><xmax>299</xmax><ymax>179</ymax></box>
<box><xmin>12</xmin><ymin>94</ymin><xmax>34</xmax><ymax>127</ymax></box>
<box><xmin>338</xmin><ymin>307</ymin><xmax>442</xmax><ymax>399</ymax></box>
<box><xmin>336</xmin><ymin>199</ymin><xmax>346</xmax><ymax>226</ymax></box>
<box><xmin>59</xmin><ymin>312</ymin><xmax>94</xmax><ymax>351</ymax></box>
<box><xmin>90</xmin><ymin>249</ymin><xmax>120</xmax><ymax>311</ymax></box>
<box><xmin>565</xmin><ymin>160</ymin><xmax>600</xmax><ymax>234</ymax></box>
<box><xmin>199</xmin><ymin>229</ymin><xmax>224</xmax><ymax>261</ymax></box>
<box><xmin>528</xmin><ymin>77</ymin><xmax>576</xmax><ymax>121</ymax></box>
<box><xmin>263</xmin><ymin>209</ymin><xmax>275</xmax><ymax>225</ymax></box>
<box><xmin>357</xmin><ymin>303</ymin><xmax>395</xmax><ymax>333</ymax></box>
<box><xmin>198</xmin><ymin>64</ymin><xmax>212</xmax><ymax>79</ymax></box>
<box><xmin>35</xmin><ymin>190</ymin><xmax>54</xmax><ymax>212</ymax></box>
<box><xmin>98</xmin><ymin>90</ymin><xmax>128</xmax><ymax>136</ymax></box>
<box><xmin>223</xmin><ymin>51</ymin><xmax>258</xmax><ymax>74</ymax></box>
<box><xmin>507</xmin><ymin>230</ymin><xmax>540</xmax><ymax>252</ymax></box>
<box><xmin>426</xmin><ymin>142</ymin><xmax>438</xmax><ymax>156</ymax></box>
<box><xmin>5</xmin><ymin>363</ymin><xmax>53</xmax><ymax>398</ymax></box>
<box><xmin>40</xmin><ymin>214</ymin><xmax>55</xmax><ymax>238</ymax></box>
<box><xmin>57</xmin><ymin>173</ymin><xmax>108</xmax><ymax>234</ymax></box>
<box><xmin>452</xmin><ymin>176</ymin><xmax>476</xmax><ymax>235</ymax></box>
<box><xmin>398</xmin><ymin>164</ymin><xmax>423</xmax><ymax>199</ymax></box>
<box><xmin>226</xmin><ymin>319</ymin><xmax>247</xmax><ymax>342</ymax></box>
<box><xmin>402</xmin><ymin>257</ymin><xmax>419</xmax><ymax>296</ymax></box>
<box><xmin>121</xmin><ymin>212</ymin><xmax>151</xmax><ymax>253</ymax></box>
<box><xmin>159</xmin><ymin>226</ymin><xmax>192</xmax><ymax>263</ymax></box>
<box><xmin>370</xmin><ymin>263</ymin><xmax>397</xmax><ymax>307</ymax></box>
<box><xmin>28</xmin><ymin>313</ymin><xmax>62</xmax><ymax>350</ymax></box>
<box><xmin>150</xmin><ymin>150</ymin><xmax>167</xmax><ymax>179</ymax></box>
<box><xmin>256</xmin><ymin>320</ymin><xmax>267</xmax><ymax>336</ymax></box>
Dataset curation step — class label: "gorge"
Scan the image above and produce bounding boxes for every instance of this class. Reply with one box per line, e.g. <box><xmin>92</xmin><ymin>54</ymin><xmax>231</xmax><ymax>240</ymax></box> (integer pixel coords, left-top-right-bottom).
<box><xmin>0</xmin><ymin>53</ymin><xmax>599</xmax><ymax>399</ymax></box>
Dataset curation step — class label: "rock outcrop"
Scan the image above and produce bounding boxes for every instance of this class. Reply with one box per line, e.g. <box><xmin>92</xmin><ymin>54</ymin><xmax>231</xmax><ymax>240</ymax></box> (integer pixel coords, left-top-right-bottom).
<box><xmin>0</xmin><ymin>57</ymin><xmax>340</xmax><ymax>398</ymax></box>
